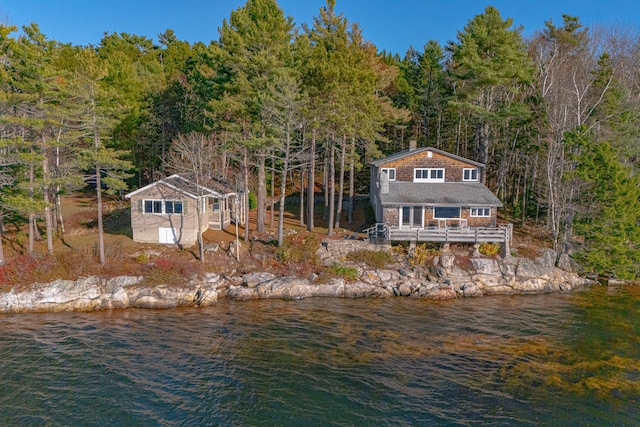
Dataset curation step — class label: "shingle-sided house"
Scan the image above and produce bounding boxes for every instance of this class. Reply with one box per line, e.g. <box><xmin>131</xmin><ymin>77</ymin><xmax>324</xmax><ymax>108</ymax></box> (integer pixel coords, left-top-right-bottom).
<box><xmin>125</xmin><ymin>174</ymin><xmax>244</xmax><ymax>246</ymax></box>
<box><xmin>369</xmin><ymin>145</ymin><xmax>511</xmax><ymax>244</ymax></box>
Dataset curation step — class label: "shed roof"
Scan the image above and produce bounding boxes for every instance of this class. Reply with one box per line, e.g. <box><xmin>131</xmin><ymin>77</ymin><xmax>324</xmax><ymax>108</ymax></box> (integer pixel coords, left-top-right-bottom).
<box><xmin>125</xmin><ymin>174</ymin><xmax>236</xmax><ymax>199</ymax></box>
<box><xmin>370</xmin><ymin>147</ymin><xmax>485</xmax><ymax>168</ymax></box>
<box><xmin>379</xmin><ymin>182</ymin><xmax>502</xmax><ymax>207</ymax></box>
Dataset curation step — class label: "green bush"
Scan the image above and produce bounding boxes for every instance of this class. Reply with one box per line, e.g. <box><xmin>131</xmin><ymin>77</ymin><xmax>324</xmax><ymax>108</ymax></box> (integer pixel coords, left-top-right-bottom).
<box><xmin>248</xmin><ymin>192</ymin><xmax>257</xmax><ymax>209</ymax></box>
<box><xmin>331</xmin><ymin>263</ymin><xmax>359</xmax><ymax>281</ymax></box>
<box><xmin>345</xmin><ymin>249</ymin><xmax>393</xmax><ymax>269</ymax></box>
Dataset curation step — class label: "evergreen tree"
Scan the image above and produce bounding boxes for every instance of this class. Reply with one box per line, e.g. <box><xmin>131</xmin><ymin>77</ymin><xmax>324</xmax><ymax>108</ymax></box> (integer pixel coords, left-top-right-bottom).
<box><xmin>68</xmin><ymin>47</ymin><xmax>133</xmax><ymax>265</ymax></box>
<box><xmin>567</xmin><ymin>129</ymin><xmax>640</xmax><ymax>279</ymax></box>
<box><xmin>448</xmin><ymin>6</ymin><xmax>533</xmax><ymax>175</ymax></box>
<box><xmin>214</xmin><ymin>0</ymin><xmax>296</xmax><ymax>235</ymax></box>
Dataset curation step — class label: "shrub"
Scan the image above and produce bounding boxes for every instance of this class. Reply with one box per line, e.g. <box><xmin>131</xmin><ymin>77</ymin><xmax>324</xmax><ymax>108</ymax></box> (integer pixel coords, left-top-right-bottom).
<box><xmin>346</xmin><ymin>249</ymin><xmax>393</xmax><ymax>269</ymax></box>
<box><xmin>275</xmin><ymin>232</ymin><xmax>320</xmax><ymax>265</ymax></box>
<box><xmin>141</xmin><ymin>256</ymin><xmax>202</xmax><ymax>286</ymax></box>
<box><xmin>479</xmin><ymin>242</ymin><xmax>500</xmax><ymax>256</ymax></box>
<box><xmin>0</xmin><ymin>254</ymin><xmax>58</xmax><ymax>289</ymax></box>
<box><xmin>409</xmin><ymin>243</ymin><xmax>441</xmax><ymax>266</ymax></box>
<box><xmin>331</xmin><ymin>263</ymin><xmax>359</xmax><ymax>281</ymax></box>
<box><xmin>248</xmin><ymin>192</ymin><xmax>257</xmax><ymax>209</ymax></box>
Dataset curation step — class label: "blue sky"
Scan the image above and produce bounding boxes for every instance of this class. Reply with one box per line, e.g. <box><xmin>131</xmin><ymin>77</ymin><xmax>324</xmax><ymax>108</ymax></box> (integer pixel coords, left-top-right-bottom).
<box><xmin>1</xmin><ymin>0</ymin><xmax>638</xmax><ymax>54</ymax></box>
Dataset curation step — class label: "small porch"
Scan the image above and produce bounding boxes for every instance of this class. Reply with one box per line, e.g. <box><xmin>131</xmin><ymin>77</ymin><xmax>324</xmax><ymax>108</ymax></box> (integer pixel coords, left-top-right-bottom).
<box><xmin>366</xmin><ymin>223</ymin><xmax>512</xmax><ymax>244</ymax></box>
<box><xmin>207</xmin><ymin>194</ymin><xmax>243</xmax><ymax>230</ymax></box>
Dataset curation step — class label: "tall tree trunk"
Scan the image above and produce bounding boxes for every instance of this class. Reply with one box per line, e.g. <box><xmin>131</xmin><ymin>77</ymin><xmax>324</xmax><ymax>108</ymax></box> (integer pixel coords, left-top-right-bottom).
<box><xmin>328</xmin><ymin>144</ymin><xmax>335</xmax><ymax>236</ymax></box>
<box><xmin>257</xmin><ymin>152</ymin><xmax>266</xmax><ymax>233</ymax></box>
<box><xmin>96</xmin><ymin>164</ymin><xmax>106</xmax><ymax>265</ymax></box>
<box><xmin>307</xmin><ymin>129</ymin><xmax>316</xmax><ymax>231</ymax></box>
<box><xmin>28</xmin><ymin>161</ymin><xmax>35</xmax><ymax>254</ymax></box>
<box><xmin>300</xmin><ymin>168</ymin><xmax>305</xmax><ymax>226</ymax></box>
<box><xmin>277</xmin><ymin>125</ymin><xmax>291</xmax><ymax>246</ymax></box>
<box><xmin>348</xmin><ymin>140</ymin><xmax>355</xmax><ymax>224</ymax></box>
<box><xmin>42</xmin><ymin>155</ymin><xmax>54</xmax><ymax>256</ymax></box>
<box><xmin>197</xmin><ymin>200</ymin><xmax>205</xmax><ymax>263</ymax></box>
<box><xmin>323</xmin><ymin>143</ymin><xmax>329</xmax><ymax>220</ymax></box>
<box><xmin>476</xmin><ymin>121</ymin><xmax>490</xmax><ymax>183</ymax></box>
<box><xmin>270</xmin><ymin>152</ymin><xmax>275</xmax><ymax>229</ymax></box>
<box><xmin>0</xmin><ymin>210</ymin><xmax>5</xmax><ymax>267</ymax></box>
<box><xmin>335</xmin><ymin>135</ymin><xmax>346</xmax><ymax>230</ymax></box>
<box><xmin>243</xmin><ymin>147</ymin><xmax>250</xmax><ymax>242</ymax></box>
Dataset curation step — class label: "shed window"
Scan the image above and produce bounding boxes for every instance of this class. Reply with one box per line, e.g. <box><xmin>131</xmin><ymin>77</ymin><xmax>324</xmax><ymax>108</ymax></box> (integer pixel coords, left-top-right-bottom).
<box><xmin>144</xmin><ymin>200</ymin><xmax>163</xmax><ymax>214</ymax></box>
<box><xmin>143</xmin><ymin>199</ymin><xmax>183</xmax><ymax>215</ymax></box>
<box><xmin>165</xmin><ymin>201</ymin><xmax>183</xmax><ymax>214</ymax></box>
<box><xmin>463</xmin><ymin>168</ymin><xmax>479</xmax><ymax>181</ymax></box>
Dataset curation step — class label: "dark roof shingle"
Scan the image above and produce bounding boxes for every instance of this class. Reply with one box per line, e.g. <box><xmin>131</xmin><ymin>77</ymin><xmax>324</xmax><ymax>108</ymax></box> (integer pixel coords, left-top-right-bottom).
<box><xmin>380</xmin><ymin>182</ymin><xmax>502</xmax><ymax>207</ymax></box>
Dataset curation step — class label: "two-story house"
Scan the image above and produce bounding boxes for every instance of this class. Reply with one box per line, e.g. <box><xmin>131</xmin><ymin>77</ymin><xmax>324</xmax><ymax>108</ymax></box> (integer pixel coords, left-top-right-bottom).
<box><xmin>369</xmin><ymin>144</ymin><xmax>511</xmax><ymax>244</ymax></box>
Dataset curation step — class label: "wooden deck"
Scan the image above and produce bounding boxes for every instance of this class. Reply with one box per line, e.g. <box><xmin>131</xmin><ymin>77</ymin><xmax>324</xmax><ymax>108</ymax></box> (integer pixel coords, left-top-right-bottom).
<box><xmin>366</xmin><ymin>223</ymin><xmax>512</xmax><ymax>244</ymax></box>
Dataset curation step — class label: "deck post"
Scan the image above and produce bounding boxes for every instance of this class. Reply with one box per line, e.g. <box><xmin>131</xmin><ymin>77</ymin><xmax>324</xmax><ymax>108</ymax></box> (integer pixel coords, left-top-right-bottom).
<box><xmin>501</xmin><ymin>236</ymin><xmax>511</xmax><ymax>259</ymax></box>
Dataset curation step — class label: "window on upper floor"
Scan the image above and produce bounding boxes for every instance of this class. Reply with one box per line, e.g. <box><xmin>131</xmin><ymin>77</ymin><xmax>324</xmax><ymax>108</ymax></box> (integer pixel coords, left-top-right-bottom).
<box><xmin>414</xmin><ymin>168</ymin><xmax>444</xmax><ymax>182</ymax></box>
<box><xmin>463</xmin><ymin>168</ymin><xmax>479</xmax><ymax>181</ymax></box>
<box><xmin>381</xmin><ymin>168</ymin><xmax>396</xmax><ymax>181</ymax></box>
<box><xmin>470</xmin><ymin>207</ymin><xmax>491</xmax><ymax>217</ymax></box>
<box><xmin>462</xmin><ymin>168</ymin><xmax>478</xmax><ymax>181</ymax></box>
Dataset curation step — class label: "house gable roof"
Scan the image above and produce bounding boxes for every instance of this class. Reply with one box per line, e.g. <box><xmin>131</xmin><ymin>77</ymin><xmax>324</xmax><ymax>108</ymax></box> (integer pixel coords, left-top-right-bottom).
<box><xmin>379</xmin><ymin>182</ymin><xmax>503</xmax><ymax>207</ymax></box>
<box><xmin>370</xmin><ymin>147</ymin><xmax>485</xmax><ymax>168</ymax></box>
<box><xmin>125</xmin><ymin>174</ymin><xmax>235</xmax><ymax>200</ymax></box>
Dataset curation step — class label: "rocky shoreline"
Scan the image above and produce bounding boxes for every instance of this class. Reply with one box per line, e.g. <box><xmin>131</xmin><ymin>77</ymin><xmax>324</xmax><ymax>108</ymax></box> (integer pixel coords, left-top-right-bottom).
<box><xmin>0</xmin><ymin>239</ymin><xmax>599</xmax><ymax>314</ymax></box>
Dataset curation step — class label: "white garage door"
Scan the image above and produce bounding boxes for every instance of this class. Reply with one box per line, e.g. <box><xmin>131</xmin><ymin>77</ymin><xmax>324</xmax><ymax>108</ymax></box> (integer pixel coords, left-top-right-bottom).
<box><xmin>158</xmin><ymin>227</ymin><xmax>177</xmax><ymax>244</ymax></box>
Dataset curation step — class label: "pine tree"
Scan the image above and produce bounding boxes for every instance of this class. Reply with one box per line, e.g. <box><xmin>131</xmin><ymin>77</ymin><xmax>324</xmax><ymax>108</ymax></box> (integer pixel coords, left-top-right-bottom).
<box><xmin>568</xmin><ymin>131</ymin><xmax>640</xmax><ymax>279</ymax></box>
<box><xmin>448</xmin><ymin>6</ymin><xmax>533</xmax><ymax>174</ymax></box>
<box><xmin>68</xmin><ymin>47</ymin><xmax>133</xmax><ymax>265</ymax></box>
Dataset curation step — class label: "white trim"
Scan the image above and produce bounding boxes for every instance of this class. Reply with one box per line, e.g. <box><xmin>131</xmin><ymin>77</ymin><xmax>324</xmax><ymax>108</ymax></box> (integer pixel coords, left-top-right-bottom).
<box><xmin>470</xmin><ymin>207</ymin><xmax>491</xmax><ymax>217</ymax></box>
<box><xmin>414</xmin><ymin>168</ymin><xmax>444</xmax><ymax>183</ymax></box>
<box><xmin>143</xmin><ymin>199</ymin><xmax>184</xmax><ymax>215</ymax></box>
<box><xmin>434</xmin><ymin>206</ymin><xmax>461</xmax><ymax>219</ymax></box>
<box><xmin>381</xmin><ymin>168</ymin><xmax>396</xmax><ymax>181</ymax></box>
<box><xmin>125</xmin><ymin>174</ymin><xmax>231</xmax><ymax>199</ymax></box>
<box><xmin>463</xmin><ymin>168</ymin><xmax>479</xmax><ymax>182</ymax></box>
<box><xmin>399</xmin><ymin>206</ymin><xmax>424</xmax><ymax>228</ymax></box>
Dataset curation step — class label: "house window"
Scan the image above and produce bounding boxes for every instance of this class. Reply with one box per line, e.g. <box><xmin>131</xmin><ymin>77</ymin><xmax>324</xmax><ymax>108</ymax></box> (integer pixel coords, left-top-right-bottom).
<box><xmin>381</xmin><ymin>168</ymin><xmax>396</xmax><ymax>181</ymax></box>
<box><xmin>463</xmin><ymin>168</ymin><xmax>479</xmax><ymax>181</ymax></box>
<box><xmin>470</xmin><ymin>207</ymin><xmax>491</xmax><ymax>217</ymax></box>
<box><xmin>144</xmin><ymin>200</ymin><xmax>163</xmax><ymax>214</ymax></box>
<box><xmin>165</xmin><ymin>201</ymin><xmax>183</xmax><ymax>214</ymax></box>
<box><xmin>414</xmin><ymin>168</ymin><xmax>444</xmax><ymax>182</ymax></box>
<box><xmin>143</xmin><ymin>199</ymin><xmax>183</xmax><ymax>215</ymax></box>
<box><xmin>434</xmin><ymin>206</ymin><xmax>461</xmax><ymax>218</ymax></box>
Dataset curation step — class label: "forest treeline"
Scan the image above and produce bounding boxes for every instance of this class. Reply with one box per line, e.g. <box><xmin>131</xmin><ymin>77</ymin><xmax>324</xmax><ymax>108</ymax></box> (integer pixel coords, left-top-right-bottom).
<box><xmin>0</xmin><ymin>0</ymin><xmax>638</xmax><ymax>278</ymax></box>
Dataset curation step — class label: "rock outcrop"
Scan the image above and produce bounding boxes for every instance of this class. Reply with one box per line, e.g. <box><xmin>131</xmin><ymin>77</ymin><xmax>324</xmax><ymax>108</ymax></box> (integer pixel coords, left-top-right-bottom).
<box><xmin>0</xmin><ymin>275</ymin><xmax>218</xmax><ymax>314</ymax></box>
<box><xmin>0</xmin><ymin>241</ymin><xmax>597</xmax><ymax>313</ymax></box>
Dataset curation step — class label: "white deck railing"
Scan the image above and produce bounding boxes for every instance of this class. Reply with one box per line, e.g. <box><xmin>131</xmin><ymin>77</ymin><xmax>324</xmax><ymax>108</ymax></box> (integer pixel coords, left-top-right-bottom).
<box><xmin>368</xmin><ymin>223</ymin><xmax>512</xmax><ymax>243</ymax></box>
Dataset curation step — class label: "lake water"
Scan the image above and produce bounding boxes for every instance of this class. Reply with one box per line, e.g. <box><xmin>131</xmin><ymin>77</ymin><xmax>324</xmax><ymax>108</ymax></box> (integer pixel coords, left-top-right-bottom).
<box><xmin>1</xmin><ymin>286</ymin><xmax>639</xmax><ymax>426</ymax></box>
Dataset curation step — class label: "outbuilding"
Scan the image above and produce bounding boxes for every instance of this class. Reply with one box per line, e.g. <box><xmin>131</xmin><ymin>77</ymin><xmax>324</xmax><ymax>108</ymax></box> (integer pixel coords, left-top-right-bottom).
<box><xmin>125</xmin><ymin>174</ymin><xmax>244</xmax><ymax>246</ymax></box>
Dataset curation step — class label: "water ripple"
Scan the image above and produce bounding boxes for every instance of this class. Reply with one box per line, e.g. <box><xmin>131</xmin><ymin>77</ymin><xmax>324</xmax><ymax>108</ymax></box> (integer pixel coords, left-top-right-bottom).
<box><xmin>1</xmin><ymin>288</ymin><xmax>639</xmax><ymax>425</ymax></box>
